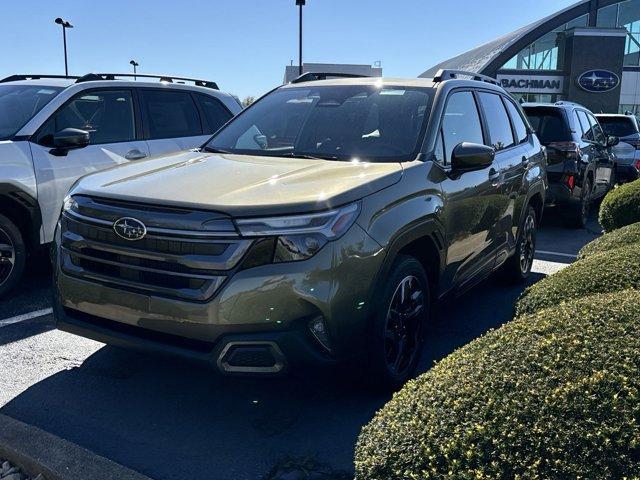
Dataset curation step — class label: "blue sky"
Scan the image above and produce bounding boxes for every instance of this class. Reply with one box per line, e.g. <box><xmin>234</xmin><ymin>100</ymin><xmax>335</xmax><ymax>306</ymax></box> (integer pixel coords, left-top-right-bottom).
<box><xmin>1</xmin><ymin>0</ymin><xmax>576</xmax><ymax>99</ymax></box>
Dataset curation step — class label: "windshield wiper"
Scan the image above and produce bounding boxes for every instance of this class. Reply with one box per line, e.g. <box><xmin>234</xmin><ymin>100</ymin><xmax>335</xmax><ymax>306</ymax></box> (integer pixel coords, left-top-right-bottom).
<box><xmin>279</xmin><ymin>152</ymin><xmax>341</xmax><ymax>161</ymax></box>
<box><xmin>203</xmin><ymin>146</ymin><xmax>234</xmax><ymax>154</ymax></box>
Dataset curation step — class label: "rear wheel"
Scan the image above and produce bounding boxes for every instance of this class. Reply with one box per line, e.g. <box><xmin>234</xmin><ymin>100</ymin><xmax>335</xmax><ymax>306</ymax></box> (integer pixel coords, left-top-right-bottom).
<box><xmin>0</xmin><ymin>214</ymin><xmax>26</xmax><ymax>298</ymax></box>
<box><xmin>502</xmin><ymin>206</ymin><xmax>537</xmax><ymax>283</ymax></box>
<box><xmin>571</xmin><ymin>178</ymin><xmax>592</xmax><ymax>229</ymax></box>
<box><xmin>367</xmin><ymin>255</ymin><xmax>429</xmax><ymax>391</ymax></box>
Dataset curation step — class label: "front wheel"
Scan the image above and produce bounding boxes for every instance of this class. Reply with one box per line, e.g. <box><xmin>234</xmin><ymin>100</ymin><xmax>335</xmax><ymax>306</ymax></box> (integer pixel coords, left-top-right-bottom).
<box><xmin>0</xmin><ymin>213</ymin><xmax>26</xmax><ymax>298</ymax></box>
<box><xmin>367</xmin><ymin>255</ymin><xmax>429</xmax><ymax>391</ymax></box>
<box><xmin>502</xmin><ymin>206</ymin><xmax>537</xmax><ymax>283</ymax></box>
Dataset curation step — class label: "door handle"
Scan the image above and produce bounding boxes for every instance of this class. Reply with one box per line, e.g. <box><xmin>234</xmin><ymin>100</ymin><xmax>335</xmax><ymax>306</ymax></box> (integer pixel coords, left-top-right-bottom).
<box><xmin>124</xmin><ymin>149</ymin><xmax>148</xmax><ymax>160</ymax></box>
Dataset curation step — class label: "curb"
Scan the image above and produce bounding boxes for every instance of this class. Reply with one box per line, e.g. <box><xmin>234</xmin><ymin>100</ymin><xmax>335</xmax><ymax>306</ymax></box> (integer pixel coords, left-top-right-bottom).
<box><xmin>0</xmin><ymin>414</ymin><xmax>152</xmax><ymax>480</ymax></box>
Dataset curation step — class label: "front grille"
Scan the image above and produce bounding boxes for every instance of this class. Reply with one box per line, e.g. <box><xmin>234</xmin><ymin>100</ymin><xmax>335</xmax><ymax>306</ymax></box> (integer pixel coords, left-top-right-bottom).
<box><xmin>60</xmin><ymin>197</ymin><xmax>253</xmax><ymax>302</ymax></box>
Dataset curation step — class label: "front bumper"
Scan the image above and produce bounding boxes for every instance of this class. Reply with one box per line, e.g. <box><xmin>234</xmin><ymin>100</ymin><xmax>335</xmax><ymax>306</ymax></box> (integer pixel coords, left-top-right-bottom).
<box><xmin>53</xmin><ymin>222</ymin><xmax>385</xmax><ymax>374</ymax></box>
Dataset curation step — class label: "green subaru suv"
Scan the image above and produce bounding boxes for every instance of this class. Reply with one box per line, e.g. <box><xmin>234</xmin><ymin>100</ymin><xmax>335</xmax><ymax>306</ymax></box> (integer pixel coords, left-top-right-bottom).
<box><xmin>53</xmin><ymin>71</ymin><xmax>546</xmax><ymax>389</ymax></box>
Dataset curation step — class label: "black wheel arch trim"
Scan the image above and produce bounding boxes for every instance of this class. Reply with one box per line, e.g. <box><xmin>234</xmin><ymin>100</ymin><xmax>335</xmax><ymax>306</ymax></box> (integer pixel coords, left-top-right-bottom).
<box><xmin>0</xmin><ymin>184</ymin><xmax>42</xmax><ymax>249</ymax></box>
<box><xmin>367</xmin><ymin>217</ymin><xmax>446</xmax><ymax>314</ymax></box>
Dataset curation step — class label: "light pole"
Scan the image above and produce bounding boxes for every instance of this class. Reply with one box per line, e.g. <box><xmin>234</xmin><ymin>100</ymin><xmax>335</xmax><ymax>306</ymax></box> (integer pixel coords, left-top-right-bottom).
<box><xmin>130</xmin><ymin>60</ymin><xmax>139</xmax><ymax>80</ymax></box>
<box><xmin>296</xmin><ymin>0</ymin><xmax>305</xmax><ymax>76</ymax></box>
<box><xmin>54</xmin><ymin>17</ymin><xmax>73</xmax><ymax>77</ymax></box>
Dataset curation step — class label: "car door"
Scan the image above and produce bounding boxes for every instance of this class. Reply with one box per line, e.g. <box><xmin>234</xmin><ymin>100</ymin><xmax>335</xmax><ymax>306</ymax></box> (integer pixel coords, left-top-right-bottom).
<box><xmin>139</xmin><ymin>89</ymin><xmax>209</xmax><ymax>156</ymax></box>
<box><xmin>586</xmin><ymin>112</ymin><xmax>614</xmax><ymax>195</ymax></box>
<box><xmin>437</xmin><ymin>90</ymin><xmax>502</xmax><ymax>290</ymax></box>
<box><xmin>476</xmin><ymin>91</ymin><xmax>524</xmax><ymax>264</ymax></box>
<box><xmin>30</xmin><ymin>88</ymin><xmax>150</xmax><ymax>243</ymax></box>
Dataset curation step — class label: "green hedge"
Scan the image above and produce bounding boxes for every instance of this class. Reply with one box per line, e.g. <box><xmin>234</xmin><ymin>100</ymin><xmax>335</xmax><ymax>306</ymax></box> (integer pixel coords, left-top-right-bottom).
<box><xmin>515</xmin><ymin>244</ymin><xmax>640</xmax><ymax>317</ymax></box>
<box><xmin>578</xmin><ymin>222</ymin><xmax>640</xmax><ymax>260</ymax></box>
<box><xmin>355</xmin><ymin>290</ymin><xmax>640</xmax><ymax>480</ymax></box>
<box><xmin>599</xmin><ymin>179</ymin><xmax>640</xmax><ymax>232</ymax></box>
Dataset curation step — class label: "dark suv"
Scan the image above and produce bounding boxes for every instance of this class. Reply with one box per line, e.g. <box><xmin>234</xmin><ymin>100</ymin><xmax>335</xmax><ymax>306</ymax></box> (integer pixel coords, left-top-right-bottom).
<box><xmin>54</xmin><ymin>70</ymin><xmax>546</xmax><ymax>389</ymax></box>
<box><xmin>523</xmin><ymin>102</ymin><xmax>618</xmax><ymax>227</ymax></box>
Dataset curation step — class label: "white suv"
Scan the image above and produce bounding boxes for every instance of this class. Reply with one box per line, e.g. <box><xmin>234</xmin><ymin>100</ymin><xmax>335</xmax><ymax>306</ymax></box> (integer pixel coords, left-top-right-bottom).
<box><xmin>0</xmin><ymin>73</ymin><xmax>242</xmax><ymax>296</ymax></box>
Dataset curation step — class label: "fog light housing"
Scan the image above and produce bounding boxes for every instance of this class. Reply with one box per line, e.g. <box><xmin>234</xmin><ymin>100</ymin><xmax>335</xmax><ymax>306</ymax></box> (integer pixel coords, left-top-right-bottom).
<box><xmin>308</xmin><ymin>316</ymin><xmax>332</xmax><ymax>352</ymax></box>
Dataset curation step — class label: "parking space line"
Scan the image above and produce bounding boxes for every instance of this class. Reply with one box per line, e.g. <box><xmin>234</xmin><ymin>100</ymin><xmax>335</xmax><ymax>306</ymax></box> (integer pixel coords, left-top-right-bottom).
<box><xmin>536</xmin><ymin>250</ymin><xmax>577</xmax><ymax>259</ymax></box>
<box><xmin>0</xmin><ymin>308</ymin><xmax>53</xmax><ymax>328</ymax></box>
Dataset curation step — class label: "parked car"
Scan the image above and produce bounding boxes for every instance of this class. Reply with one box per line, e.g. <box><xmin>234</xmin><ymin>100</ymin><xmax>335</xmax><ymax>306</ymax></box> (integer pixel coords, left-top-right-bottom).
<box><xmin>596</xmin><ymin>113</ymin><xmax>640</xmax><ymax>183</ymax></box>
<box><xmin>0</xmin><ymin>73</ymin><xmax>241</xmax><ymax>296</ymax></box>
<box><xmin>523</xmin><ymin>102</ymin><xmax>618</xmax><ymax>228</ymax></box>
<box><xmin>53</xmin><ymin>70</ymin><xmax>546</xmax><ymax>389</ymax></box>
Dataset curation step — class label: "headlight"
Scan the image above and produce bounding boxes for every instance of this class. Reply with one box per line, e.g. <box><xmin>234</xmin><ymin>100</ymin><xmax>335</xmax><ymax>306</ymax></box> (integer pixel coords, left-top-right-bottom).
<box><xmin>236</xmin><ymin>203</ymin><xmax>360</xmax><ymax>262</ymax></box>
<box><xmin>62</xmin><ymin>195</ymin><xmax>77</xmax><ymax>213</ymax></box>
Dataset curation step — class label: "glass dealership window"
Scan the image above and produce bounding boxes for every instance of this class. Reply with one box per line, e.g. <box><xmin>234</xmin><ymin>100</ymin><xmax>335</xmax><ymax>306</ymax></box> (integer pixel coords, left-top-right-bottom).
<box><xmin>502</xmin><ymin>14</ymin><xmax>588</xmax><ymax>71</ymax></box>
<box><xmin>597</xmin><ymin>0</ymin><xmax>640</xmax><ymax>66</ymax></box>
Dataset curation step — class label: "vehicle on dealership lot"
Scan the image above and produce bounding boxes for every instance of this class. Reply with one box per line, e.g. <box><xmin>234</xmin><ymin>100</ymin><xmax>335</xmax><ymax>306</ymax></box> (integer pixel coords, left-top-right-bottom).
<box><xmin>596</xmin><ymin>112</ymin><xmax>640</xmax><ymax>184</ymax></box>
<box><xmin>523</xmin><ymin>102</ymin><xmax>618</xmax><ymax>228</ymax></box>
<box><xmin>0</xmin><ymin>73</ymin><xmax>241</xmax><ymax>296</ymax></box>
<box><xmin>54</xmin><ymin>70</ymin><xmax>546</xmax><ymax>389</ymax></box>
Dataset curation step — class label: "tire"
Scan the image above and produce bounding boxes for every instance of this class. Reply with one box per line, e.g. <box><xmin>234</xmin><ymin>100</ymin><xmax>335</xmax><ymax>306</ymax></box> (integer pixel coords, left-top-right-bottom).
<box><xmin>0</xmin><ymin>213</ymin><xmax>26</xmax><ymax>298</ymax></box>
<box><xmin>571</xmin><ymin>178</ymin><xmax>592</xmax><ymax>229</ymax></box>
<box><xmin>367</xmin><ymin>255</ymin><xmax>430</xmax><ymax>391</ymax></box>
<box><xmin>502</xmin><ymin>206</ymin><xmax>537</xmax><ymax>284</ymax></box>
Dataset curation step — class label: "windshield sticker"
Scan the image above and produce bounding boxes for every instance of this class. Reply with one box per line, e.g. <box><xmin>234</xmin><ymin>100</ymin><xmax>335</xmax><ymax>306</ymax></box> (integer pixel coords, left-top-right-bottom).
<box><xmin>380</xmin><ymin>89</ymin><xmax>406</xmax><ymax>96</ymax></box>
<box><xmin>37</xmin><ymin>89</ymin><xmax>58</xmax><ymax>95</ymax></box>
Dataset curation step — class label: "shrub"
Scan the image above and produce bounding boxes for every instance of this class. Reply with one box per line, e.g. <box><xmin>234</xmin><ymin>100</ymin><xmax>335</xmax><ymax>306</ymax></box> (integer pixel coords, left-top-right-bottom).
<box><xmin>599</xmin><ymin>179</ymin><xmax>640</xmax><ymax>232</ymax></box>
<box><xmin>578</xmin><ymin>222</ymin><xmax>640</xmax><ymax>260</ymax></box>
<box><xmin>515</xmin><ymin>244</ymin><xmax>640</xmax><ymax>317</ymax></box>
<box><xmin>355</xmin><ymin>290</ymin><xmax>640</xmax><ymax>480</ymax></box>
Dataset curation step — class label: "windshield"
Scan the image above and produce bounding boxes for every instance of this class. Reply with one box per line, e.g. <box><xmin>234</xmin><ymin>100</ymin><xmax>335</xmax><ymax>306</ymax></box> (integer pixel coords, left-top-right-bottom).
<box><xmin>598</xmin><ymin>117</ymin><xmax>638</xmax><ymax>137</ymax></box>
<box><xmin>0</xmin><ymin>84</ymin><xmax>64</xmax><ymax>140</ymax></box>
<box><xmin>206</xmin><ymin>85</ymin><xmax>432</xmax><ymax>162</ymax></box>
<box><xmin>523</xmin><ymin>107</ymin><xmax>571</xmax><ymax>144</ymax></box>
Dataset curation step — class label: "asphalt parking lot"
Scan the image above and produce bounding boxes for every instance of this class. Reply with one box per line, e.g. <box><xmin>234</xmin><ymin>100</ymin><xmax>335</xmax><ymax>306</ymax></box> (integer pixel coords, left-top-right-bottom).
<box><xmin>0</xmin><ymin>211</ymin><xmax>602</xmax><ymax>480</ymax></box>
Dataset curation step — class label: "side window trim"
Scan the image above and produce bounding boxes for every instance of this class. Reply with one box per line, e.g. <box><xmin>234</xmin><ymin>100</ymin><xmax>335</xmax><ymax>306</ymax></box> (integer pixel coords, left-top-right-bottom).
<box><xmin>32</xmin><ymin>87</ymin><xmax>138</xmax><ymax>147</ymax></box>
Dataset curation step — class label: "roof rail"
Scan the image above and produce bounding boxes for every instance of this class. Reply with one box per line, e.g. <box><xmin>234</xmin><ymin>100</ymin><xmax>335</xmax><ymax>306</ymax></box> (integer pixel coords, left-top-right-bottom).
<box><xmin>432</xmin><ymin>69</ymin><xmax>499</xmax><ymax>86</ymax></box>
<box><xmin>75</xmin><ymin>73</ymin><xmax>219</xmax><ymax>90</ymax></box>
<box><xmin>290</xmin><ymin>72</ymin><xmax>370</xmax><ymax>84</ymax></box>
<box><xmin>0</xmin><ymin>74</ymin><xmax>80</xmax><ymax>83</ymax></box>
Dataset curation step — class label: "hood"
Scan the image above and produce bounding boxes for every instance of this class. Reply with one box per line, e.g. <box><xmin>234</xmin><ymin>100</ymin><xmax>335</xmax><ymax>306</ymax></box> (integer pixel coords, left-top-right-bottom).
<box><xmin>72</xmin><ymin>150</ymin><xmax>403</xmax><ymax>217</ymax></box>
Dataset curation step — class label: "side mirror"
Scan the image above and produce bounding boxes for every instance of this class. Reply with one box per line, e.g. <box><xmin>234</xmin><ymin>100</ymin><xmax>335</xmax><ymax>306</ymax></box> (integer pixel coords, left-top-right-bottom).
<box><xmin>451</xmin><ymin>142</ymin><xmax>495</xmax><ymax>171</ymax></box>
<box><xmin>606</xmin><ymin>135</ymin><xmax>620</xmax><ymax>148</ymax></box>
<box><xmin>53</xmin><ymin>128</ymin><xmax>90</xmax><ymax>150</ymax></box>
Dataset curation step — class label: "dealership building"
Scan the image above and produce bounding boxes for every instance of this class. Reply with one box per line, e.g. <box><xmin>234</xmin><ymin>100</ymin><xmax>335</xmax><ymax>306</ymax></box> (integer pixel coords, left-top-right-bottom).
<box><xmin>421</xmin><ymin>0</ymin><xmax>640</xmax><ymax>114</ymax></box>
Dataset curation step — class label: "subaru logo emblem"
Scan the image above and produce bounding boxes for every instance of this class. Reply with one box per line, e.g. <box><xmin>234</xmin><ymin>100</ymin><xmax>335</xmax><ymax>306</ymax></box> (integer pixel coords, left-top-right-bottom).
<box><xmin>113</xmin><ymin>217</ymin><xmax>147</xmax><ymax>241</ymax></box>
<box><xmin>577</xmin><ymin>70</ymin><xmax>620</xmax><ymax>93</ymax></box>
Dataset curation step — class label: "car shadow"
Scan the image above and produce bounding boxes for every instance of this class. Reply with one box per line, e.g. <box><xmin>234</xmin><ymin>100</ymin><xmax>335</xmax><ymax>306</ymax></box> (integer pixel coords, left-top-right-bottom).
<box><xmin>0</xmin><ymin>272</ymin><xmax>542</xmax><ymax>480</ymax></box>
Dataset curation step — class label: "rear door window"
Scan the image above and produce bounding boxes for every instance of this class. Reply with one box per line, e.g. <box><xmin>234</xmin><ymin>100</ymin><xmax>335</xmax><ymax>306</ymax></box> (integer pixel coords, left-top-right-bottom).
<box><xmin>524</xmin><ymin>107</ymin><xmax>572</xmax><ymax>144</ymax></box>
<box><xmin>441</xmin><ymin>91</ymin><xmax>484</xmax><ymax>162</ymax></box>
<box><xmin>195</xmin><ymin>94</ymin><xmax>232</xmax><ymax>134</ymax></box>
<box><xmin>477</xmin><ymin>92</ymin><xmax>515</xmax><ymax>150</ymax></box>
<box><xmin>140</xmin><ymin>90</ymin><xmax>202</xmax><ymax>139</ymax></box>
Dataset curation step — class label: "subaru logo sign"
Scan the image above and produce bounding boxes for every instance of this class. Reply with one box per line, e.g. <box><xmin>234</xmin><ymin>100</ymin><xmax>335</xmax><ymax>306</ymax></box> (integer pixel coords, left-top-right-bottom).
<box><xmin>577</xmin><ymin>70</ymin><xmax>620</xmax><ymax>93</ymax></box>
<box><xmin>113</xmin><ymin>217</ymin><xmax>147</xmax><ymax>241</ymax></box>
